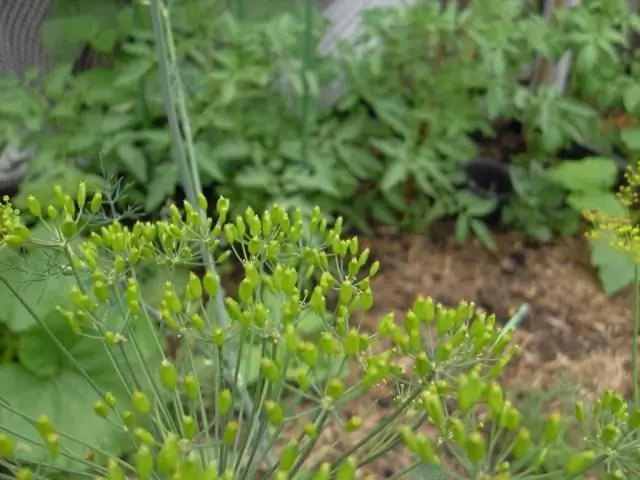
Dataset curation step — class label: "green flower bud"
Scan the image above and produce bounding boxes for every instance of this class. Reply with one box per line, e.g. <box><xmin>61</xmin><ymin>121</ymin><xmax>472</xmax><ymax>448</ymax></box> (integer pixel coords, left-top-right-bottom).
<box><xmin>413</xmin><ymin>352</ymin><xmax>431</xmax><ymax>377</ymax></box>
<box><xmin>159</xmin><ymin>360</ymin><xmax>178</xmax><ymax>390</ymax></box>
<box><xmin>36</xmin><ymin>415</ymin><xmax>54</xmax><ymax>439</ymax></box>
<box><xmin>45</xmin><ymin>433</ymin><xmax>59</xmax><ymax>459</ymax></box>
<box><xmin>265</xmin><ymin>401</ymin><xmax>284</xmax><ymax>425</ymax></box>
<box><xmin>248</xmin><ymin>236</ymin><xmax>262</xmax><ymax>255</ymax></box>
<box><xmin>279</xmin><ymin>439</ymin><xmax>299</xmax><ymax>472</ymax></box>
<box><xmin>312</xmin><ymin>463</ymin><xmax>331</xmax><ymax>480</ymax></box>
<box><xmin>223</xmin><ymin>421</ymin><xmax>239</xmax><ymax>446</ymax></box>
<box><xmin>197</xmin><ymin>193</ymin><xmax>208</xmax><ymax>211</ymax></box>
<box><xmin>327</xmin><ymin>378</ymin><xmax>345</xmax><ymax>399</ymax></box>
<box><xmin>186</xmin><ymin>272</ymin><xmax>203</xmax><ymax>301</ymax></box>
<box><xmin>599</xmin><ymin>423</ymin><xmax>620</xmax><ymax>446</ymax></box>
<box><xmin>343</xmin><ymin>329</ymin><xmax>360</xmax><ymax>356</ymax></box>
<box><xmin>359</xmin><ymin>288</ymin><xmax>374</xmax><ymax>311</ymax></box>
<box><xmin>90</xmin><ymin>192</ymin><xmax>102</xmax><ymax>214</ymax></box>
<box><xmin>134</xmin><ymin>428</ymin><xmax>156</xmax><ymax>446</ymax></box>
<box><xmin>435</xmin><ymin>342</ymin><xmax>452</xmax><ymax>362</ymax></box>
<box><xmin>336</xmin><ymin>456</ymin><xmax>357</xmax><ymax>480</ymax></box>
<box><xmin>93</xmin><ymin>400</ymin><xmax>109</xmax><ymax>418</ymax></box>
<box><xmin>132</xmin><ymin>391</ymin><xmax>151</xmax><ymax>415</ymax></box>
<box><xmin>183</xmin><ymin>374</ymin><xmax>200</xmax><ymax>400</ymax></box>
<box><xmin>15</xmin><ymin>469</ymin><xmax>33</xmax><ymax>480</ymax></box>
<box><xmin>484</xmin><ymin>382</ymin><xmax>505</xmax><ymax>416</ymax></box>
<box><xmin>310</xmin><ymin>287</ymin><xmax>326</xmax><ymax>317</ymax></box>
<box><xmin>26</xmin><ymin>195</ymin><xmax>41</xmax><ymax>217</ymax></box>
<box><xmin>156</xmin><ymin>434</ymin><xmax>179</xmax><ymax>475</ymax></box>
<box><xmin>465</xmin><ymin>431</ymin><xmax>486</xmax><ymax>463</ymax></box>
<box><xmin>238</xmin><ymin>278</ymin><xmax>255</xmax><ymax>304</ymax></box>
<box><xmin>0</xmin><ymin>433</ymin><xmax>15</xmax><ymax>458</ymax></box>
<box><xmin>436</xmin><ymin>307</ymin><xmax>455</xmax><ymax>335</ymax></box>
<box><xmin>543</xmin><ymin>411</ymin><xmax>562</xmax><ymax>445</ymax></box>
<box><xmin>218</xmin><ymin>389</ymin><xmax>233</xmax><ymax>416</ymax></box>
<box><xmin>628</xmin><ymin>408</ymin><xmax>640</xmax><ymax>429</ymax></box>
<box><xmin>107</xmin><ymin>457</ymin><xmax>125</xmax><ymax>480</ymax></box>
<box><xmin>499</xmin><ymin>404</ymin><xmax>521</xmax><ymax>431</ymax></box>
<box><xmin>339</xmin><ymin>281</ymin><xmax>354</xmax><ymax>306</ymax></box>
<box><xmin>203</xmin><ymin>271</ymin><xmax>219</xmax><ymax>297</ymax></box>
<box><xmin>183</xmin><ymin>415</ymin><xmax>197</xmax><ymax>439</ymax></box>
<box><xmin>260</xmin><ymin>358</ymin><xmax>281</xmax><ymax>382</ymax></box>
<box><xmin>423</xmin><ymin>391</ymin><xmax>445</xmax><ymax>429</ymax></box>
<box><xmin>135</xmin><ymin>444</ymin><xmax>154</xmax><ymax>480</ymax></box>
<box><xmin>457</xmin><ymin>373</ymin><xmax>484</xmax><ymax>413</ymax></box>
<box><xmin>564</xmin><ymin>450</ymin><xmax>596</xmax><ymax>475</ymax></box>
<box><xmin>511</xmin><ymin>428</ymin><xmax>531</xmax><ymax>460</ymax></box>
<box><xmin>304</xmin><ymin>423</ymin><xmax>318</xmax><ymax>439</ymax></box>
<box><xmin>224</xmin><ymin>224</ymin><xmax>237</xmax><ymax>244</ymax></box>
<box><xmin>345</xmin><ymin>416</ymin><xmax>362</xmax><ymax>432</ymax></box>
<box><xmin>216</xmin><ymin>196</ymin><xmax>230</xmax><ymax>218</ymax></box>
<box><xmin>190</xmin><ymin>313</ymin><xmax>205</xmax><ymax>332</ymax></box>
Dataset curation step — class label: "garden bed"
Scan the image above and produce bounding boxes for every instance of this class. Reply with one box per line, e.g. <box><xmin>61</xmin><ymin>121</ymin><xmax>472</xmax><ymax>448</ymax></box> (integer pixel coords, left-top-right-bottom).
<box><xmin>292</xmin><ymin>225</ymin><xmax>634</xmax><ymax>477</ymax></box>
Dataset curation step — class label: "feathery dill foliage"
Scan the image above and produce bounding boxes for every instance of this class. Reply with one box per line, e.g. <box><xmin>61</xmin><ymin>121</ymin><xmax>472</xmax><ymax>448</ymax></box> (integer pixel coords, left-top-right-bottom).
<box><xmin>0</xmin><ymin>183</ymin><xmax>638</xmax><ymax>479</ymax></box>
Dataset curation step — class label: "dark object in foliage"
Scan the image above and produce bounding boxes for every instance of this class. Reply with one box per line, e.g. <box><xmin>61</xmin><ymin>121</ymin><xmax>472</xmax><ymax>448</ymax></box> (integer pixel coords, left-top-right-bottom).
<box><xmin>462</xmin><ymin>156</ymin><xmax>514</xmax><ymax>200</ymax></box>
<box><xmin>461</xmin><ymin>156</ymin><xmax>514</xmax><ymax>225</ymax></box>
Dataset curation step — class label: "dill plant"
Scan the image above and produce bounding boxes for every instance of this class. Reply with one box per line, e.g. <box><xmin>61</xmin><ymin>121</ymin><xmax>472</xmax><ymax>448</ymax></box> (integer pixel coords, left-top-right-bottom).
<box><xmin>1</xmin><ymin>0</ymin><xmax>640</xmax><ymax>478</ymax></box>
<box><xmin>0</xmin><ymin>182</ymin><xmax>636</xmax><ymax>479</ymax></box>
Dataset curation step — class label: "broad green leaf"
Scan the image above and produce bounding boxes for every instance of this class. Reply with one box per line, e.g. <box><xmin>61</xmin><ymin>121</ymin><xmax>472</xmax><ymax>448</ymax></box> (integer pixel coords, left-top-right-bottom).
<box><xmin>623</xmin><ymin>83</ymin><xmax>640</xmax><ymax>112</ymax></box>
<box><xmin>144</xmin><ymin>162</ymin><xmax>179</xmax><ymax>212</ymax></box>
<box><xmin>470</xmin><ymin>218</ymin><xmax>496</xmax><ymax>251</ymax></box>
<box><xmin>0</xmin><ymin>250</ymin><xmax>75</xmax><ymax>332</ymax></box>
<box><xmin>620</xmin><ymin>126</ymin><xmax>640</xmax><ymax>152</ymax></box>
<box><xmin>589</xmin><ymin>237</ymin><xmax>635</xmax><ymax>295</ymax></box>
<box><xmin>566</xmin><ymin>191</ymin><xmax>626</xmax><ymax>218</ymax></box>
<box><xmin>116</xmin><ymin>143</ymin><xmax>148</xmax><ymax>183</ymax></box>
<box><xmin>42</xmin><ymin>0</ymin><xmax>122</xmax><ymax>63</ymax></box>
<box><xmin>211</xmin><ymin>140</ymin><xmax>253</xmax><ymax>161</ymax></box>
<box><xmin>195</xmin><ymin>141</ymin><xmax>225</xmax><ymax>182</ymax></box>
<box><xmin>0</xmin><ymin>308</ymin><xmax>160</xmax><ymax>471</ymax></box>
<box><xmin>548</xmin><ymin>158</ymin><xmax>618</xmax><ymax>192</ymax></box>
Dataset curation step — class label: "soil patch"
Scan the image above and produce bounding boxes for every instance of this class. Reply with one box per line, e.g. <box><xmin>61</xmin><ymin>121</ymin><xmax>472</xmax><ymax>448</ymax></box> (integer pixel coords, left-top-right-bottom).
<box><xmin>360</xmin><ymin>223</ymin><xmax>634</xmax><ymax>395</ymax></box>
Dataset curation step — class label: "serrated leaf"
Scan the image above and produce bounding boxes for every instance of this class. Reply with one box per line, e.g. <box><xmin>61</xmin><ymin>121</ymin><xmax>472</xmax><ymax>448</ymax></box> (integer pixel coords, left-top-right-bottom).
<box><xmin>470</xmin><ymin>218</ymin><xmax>496</xmax><ymax>251</ymax></box>
<box><xmin>116</xmin><ymin>143</ymin><xmax>148</xmax><ymax>183</ymax></box>
<box><xmin>381</xmin><ymin>161</ymin><xmax>409</xmax><ymax>192</ymax></box>
<box><xmin>114</xmin><ymin>58</ymin><xmax>155</xmax><ymax>87</ymax></box>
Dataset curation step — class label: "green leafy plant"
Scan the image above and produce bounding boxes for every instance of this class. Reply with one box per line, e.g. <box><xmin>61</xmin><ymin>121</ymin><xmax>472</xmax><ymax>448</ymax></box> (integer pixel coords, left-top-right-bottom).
<box><xmin>548</xmin><ymin>157</ymin><xmax>632</xmax><ymax>295</ymax></box>
<box><xmin>501</xmin><ymin>160</ymin><xmax>579</xmax><ymax>242</ymax></box>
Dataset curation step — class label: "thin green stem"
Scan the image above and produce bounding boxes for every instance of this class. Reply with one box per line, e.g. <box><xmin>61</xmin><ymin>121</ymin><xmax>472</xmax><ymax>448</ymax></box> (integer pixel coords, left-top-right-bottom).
<box><xmin>148</xmin><ymin>0</ymin><xmax>275</xmax><ymax>468</ymax></box>
<box><xmin>633</xmin><ymin>266</ymin><xmax>639</xmax><ymax>408</ymax></box>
